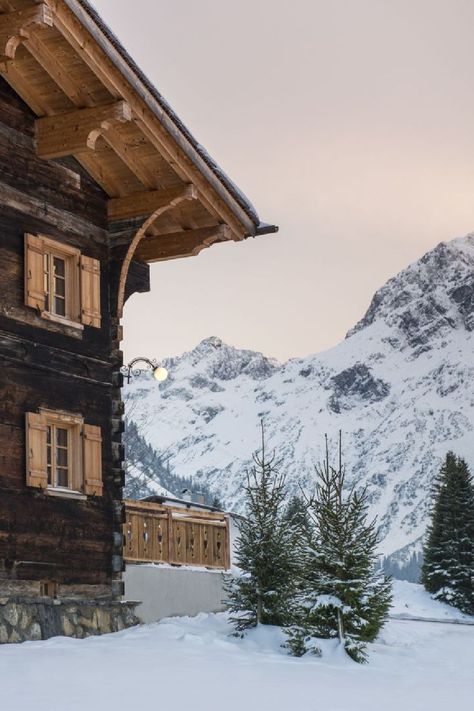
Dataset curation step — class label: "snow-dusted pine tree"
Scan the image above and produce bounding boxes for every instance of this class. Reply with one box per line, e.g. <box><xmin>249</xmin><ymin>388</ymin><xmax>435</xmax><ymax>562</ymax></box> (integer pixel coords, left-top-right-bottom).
<box><xmin>226</xmin><ymin>423</ymin><xmax>301</xmax><ymax>633</ymax></box>
<box><xmin>422</xmin><ymin>452</ymin><xmax>474</xmax><ymax>614</ymax></box>
<box><xmin>284</xmin><ymin>494</ymin><xmax>311</xmax><ymax>540</ymax></box>
<box><xmin>211</xmin><ymin>495</ymin><xmax>224</xmax><ymax>510</ymax></box>
<box><xmin>287</xmin><ymin>435</ymin><xmax>392</xmax><ymax>662</ymax></box>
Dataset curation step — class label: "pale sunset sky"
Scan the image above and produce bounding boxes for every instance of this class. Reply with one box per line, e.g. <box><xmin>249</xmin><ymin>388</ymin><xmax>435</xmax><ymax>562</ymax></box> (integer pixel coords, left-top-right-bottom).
<box><xmin>92</xmin><ymin>0</ymin><xmax>474</xmax><ymax>362</ymax></box>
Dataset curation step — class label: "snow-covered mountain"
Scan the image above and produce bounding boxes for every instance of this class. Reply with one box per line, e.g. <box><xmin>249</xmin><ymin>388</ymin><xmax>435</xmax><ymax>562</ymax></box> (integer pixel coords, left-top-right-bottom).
<box><xmin>124</xmin><ymin>233</ymin><xmax>474</xmax><ymax>575</ymax></box>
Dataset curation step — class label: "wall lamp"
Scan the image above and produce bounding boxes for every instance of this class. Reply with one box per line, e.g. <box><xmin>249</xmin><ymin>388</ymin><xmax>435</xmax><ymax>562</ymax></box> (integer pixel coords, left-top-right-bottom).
<box><xmin>120</xmin><ymin>357</ymin><xmax>168</xmax><ymax>385</ymax></box>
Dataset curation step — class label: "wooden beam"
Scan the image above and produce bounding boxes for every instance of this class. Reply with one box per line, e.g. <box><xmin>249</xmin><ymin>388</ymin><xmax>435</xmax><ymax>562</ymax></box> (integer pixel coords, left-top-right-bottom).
<box><xmin>108</xmin><ymin>184</ymin><xmax>197</xmax><ymax>222</ymax></box>
<box><xmin>24</xmin><ymin>29</ymin><xmax>95</xmax><ymax>108</ymax></box>
<box><xmin>102</xmin><ymin>126</ymin><xmax>157</xmax><ymax>189</ymax></box>
<box><xmin>135</xmin><ymin>224</ymin><xmax>230</xmax><ymax>263</ymax></box>
<box><xmin>0</xmin><ymin>3</ymin><xmax>53</xmax><ymax>68</ymax></box>
<box><xmin>35</xmin><ymin>101</ymin><xmax>132</xmax><ymax>159</ymax></box>
<box><xmin>1</xmin><ymin>58</ymin><xmax>46</xmax><ymax>115</ymax></box>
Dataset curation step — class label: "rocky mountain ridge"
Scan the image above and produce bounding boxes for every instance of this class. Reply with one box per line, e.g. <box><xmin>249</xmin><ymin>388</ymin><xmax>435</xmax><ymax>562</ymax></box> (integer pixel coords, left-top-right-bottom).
<box><xmin>124</xmin><ymin>233</ymin><xmax>474</xmax><ymax>577</ymax></box>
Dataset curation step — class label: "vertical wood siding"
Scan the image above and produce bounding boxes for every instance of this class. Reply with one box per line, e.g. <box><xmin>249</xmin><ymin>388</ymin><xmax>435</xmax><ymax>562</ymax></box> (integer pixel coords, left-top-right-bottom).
<box><xmin>123</xmin><ymin>501</ymin><xmax>231</xmax><ymax>570</ymax></box>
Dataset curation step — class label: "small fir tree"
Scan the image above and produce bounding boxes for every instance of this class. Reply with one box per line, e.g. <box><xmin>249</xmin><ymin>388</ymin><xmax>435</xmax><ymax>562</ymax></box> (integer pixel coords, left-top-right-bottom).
<box><xmin>226</xmin><ymin>423</ymin><xmax>301</xmax><ymax>633</ymax></box>
<box><xmin>284</xmin><ymin>494</ymin><xmax>312</xmax><ymax>540</ymax></box>
<box><xmin>211</xmin><ymin>495</ymin><xmax>224</xmax><ymax>510</ymax></box>
<box><xmin>287</xmin><ymin>434</ymin><xmax>392</xmax><ymax>662</ymax></box>
<box><xmin>422</xmin><ymin>452</ymin><xmax>474</xmax><ymax>614</ymax></box>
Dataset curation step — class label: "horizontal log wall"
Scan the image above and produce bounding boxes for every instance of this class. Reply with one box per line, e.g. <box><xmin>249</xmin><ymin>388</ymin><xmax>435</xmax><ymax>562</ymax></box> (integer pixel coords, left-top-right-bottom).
<box><xmin>0</xmin><ymin>78</ymin><xmax>146</xmax><ymax>597</ymax></box>
<box><xmin>123</xmin><ymin>501</ymin><xmax>231</xmax><ymax>570</ymax></box>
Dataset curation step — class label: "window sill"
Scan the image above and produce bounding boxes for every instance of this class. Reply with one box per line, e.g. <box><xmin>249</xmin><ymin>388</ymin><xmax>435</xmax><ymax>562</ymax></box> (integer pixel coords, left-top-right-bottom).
<box><xmin>46</xmin><ymin>487</ymin><xmax>87</xmax><ymax>501</ymax></box>
<box><xmin>41</xmin><ymin>311</ymin><xmax>84</xmax><ymax>331</ymax></box>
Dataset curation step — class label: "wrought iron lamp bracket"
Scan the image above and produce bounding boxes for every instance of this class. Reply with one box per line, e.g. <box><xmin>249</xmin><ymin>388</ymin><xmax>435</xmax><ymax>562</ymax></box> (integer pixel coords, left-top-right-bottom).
<box><xmin>120</xmin><ymin>357</ymin><xmax>160</xmax><ymax>385</ymax></box>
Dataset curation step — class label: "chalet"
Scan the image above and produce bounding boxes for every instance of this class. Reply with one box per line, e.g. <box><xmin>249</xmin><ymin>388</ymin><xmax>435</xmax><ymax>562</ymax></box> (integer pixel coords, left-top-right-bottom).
<box><xmin>0</xmin><ymin>0</ymin><xmax>276</xmax><ymax>643</ymax></box>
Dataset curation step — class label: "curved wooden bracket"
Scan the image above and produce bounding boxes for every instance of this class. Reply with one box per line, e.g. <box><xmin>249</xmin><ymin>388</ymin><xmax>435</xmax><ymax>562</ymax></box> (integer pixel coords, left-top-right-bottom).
<box><xmin>134</xmin><ymin>224</ymin><xmax>230</xmax><ymax>263</ymax></box>
<box><xmin>116</xmin><ymin>184</ymin><xmax>197</xmax><ymax>317</ymax></box>
<box><xmin>0</xmin><ymin>4</ymin><xmax>53</xmax><ymax>68</ymax></box>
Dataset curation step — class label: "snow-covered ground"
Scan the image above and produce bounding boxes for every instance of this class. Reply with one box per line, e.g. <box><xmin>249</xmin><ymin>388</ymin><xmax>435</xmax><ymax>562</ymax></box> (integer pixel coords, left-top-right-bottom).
<box><xmin>1</xmin><ymin>583</ymin><xmax>473</xmax><ymax>711</ymax></box>
<box><xmin>390</xmin><ymin>580</ymin><xmax>474</xmax><ymax>621</ymax></box>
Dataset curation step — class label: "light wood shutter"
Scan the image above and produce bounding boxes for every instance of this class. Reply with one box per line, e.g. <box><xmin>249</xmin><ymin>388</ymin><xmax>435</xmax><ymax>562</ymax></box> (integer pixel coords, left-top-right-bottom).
<box><xmin>83</xmin><ymin>424</ymin><xmax>103</xmax><ymax>496</ymax></box>
<box><xmin>24</xmin><ymin>234</ymin><xmax>45</xmax><ymax>311</ymax></box>
<box><xmin>25</xmin><ymin>412</ymin><xmax>48</xmax><ymax>489</ymax></box>
<box><xmin>80</xmin><ymin>255</ymin><xmax>101</xmax><ymax>328</ymax></box>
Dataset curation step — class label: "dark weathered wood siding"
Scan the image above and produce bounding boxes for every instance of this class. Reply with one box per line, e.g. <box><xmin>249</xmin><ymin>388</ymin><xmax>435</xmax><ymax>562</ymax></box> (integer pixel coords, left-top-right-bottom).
<box><xmin>0</xmin><ymin>78</ymin><xmax>137</xmax><ymax>597</ymax></box>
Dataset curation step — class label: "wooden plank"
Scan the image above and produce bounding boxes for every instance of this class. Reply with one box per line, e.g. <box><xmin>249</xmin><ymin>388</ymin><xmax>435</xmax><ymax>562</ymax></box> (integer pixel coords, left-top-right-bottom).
<box><xmin>0</xmin><ymin>57</ymin><xmax>46</xmax><ymax>114</ymax></box>
<box><xmin>135</xmin><ymin>224</ymin><xmax>230</xmax><ymax>263</ymax></box>
<box><xmin>108</xmin><ymin>184</ymin><xmax>197</xmax><ymax>222</ymax></box>
<box><xmin>0</xmin><ymin>178</ymin><xmax>108</xmax><ymax>240</ymax></box>
<box><xmin>103</xmin><ymin>125</ymin><xmax>157</xmax><ymax>189</ymax></box>
<box><xmin>124</xmin><ymin>499</ymin><xmax>226</xmax><ymax>520</ymax></box>
<box><xmin>171</xmin><ymin>515</ymin><xmax>227</xmax><ymax>528</ymax></box>
<box><xmin>108</xmin><ymin>185</ymin><xmax>197</xmax><ymax>222</ymax></box>
<box><xmin>24</xmin><ymin>28</ymin><xmax>95</xmax><ymax>107</ymax></box>
<box><xmin>36</xmin><ymin>100</ymin><xmax>132</xmax><ymax>159</ymax></box>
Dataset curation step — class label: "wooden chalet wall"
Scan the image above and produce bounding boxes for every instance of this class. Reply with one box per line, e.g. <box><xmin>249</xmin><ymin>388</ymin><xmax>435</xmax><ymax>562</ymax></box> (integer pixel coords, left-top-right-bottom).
<box><xmin>0</xmin><ymin>78</ymin><xmax>147</xmax><ymax>598</ymax></box>
<box><xmin>0</xmin><ymin>0</ymin><xmax>274</xmax><ymax>606</ymax></box>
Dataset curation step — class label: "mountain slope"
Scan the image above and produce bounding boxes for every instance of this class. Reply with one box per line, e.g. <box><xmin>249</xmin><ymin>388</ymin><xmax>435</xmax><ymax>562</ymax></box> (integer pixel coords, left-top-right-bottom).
<box><xmin>124</xmin><ymin>233</ymin><xmax>474</xmax><ymax>574</ymax></box>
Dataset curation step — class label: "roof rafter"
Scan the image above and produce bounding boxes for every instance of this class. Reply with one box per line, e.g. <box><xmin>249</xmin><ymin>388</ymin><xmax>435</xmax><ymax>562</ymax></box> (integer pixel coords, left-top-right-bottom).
<box><xmin>23</xmin><ymin>28</ymin><xmax>95</xmax><ymax>107</ymax></box>
<box><xmin>102</xmin><ymin>125</ymin><xmax>157</xmax><ymax>190</ymax></box>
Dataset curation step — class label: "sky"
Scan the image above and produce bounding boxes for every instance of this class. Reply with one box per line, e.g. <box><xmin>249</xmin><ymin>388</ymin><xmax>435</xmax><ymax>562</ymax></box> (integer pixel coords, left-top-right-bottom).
<box><xmin>92</xmin><ymin>0</ymin><xmax>474</xmax><ymax>363</ymax></box>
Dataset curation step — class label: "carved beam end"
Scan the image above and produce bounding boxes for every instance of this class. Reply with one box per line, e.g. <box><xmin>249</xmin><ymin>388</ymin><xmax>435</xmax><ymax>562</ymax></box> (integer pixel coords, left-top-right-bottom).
<box><xmin>0</xmin><ymin>4</ymin><xmax>53</xmax><ymax>67</ymax></box>
<box><xmin>36</xmin><ymin>101</ymin><xmax>133</xmax><ymax>159</ymax></box>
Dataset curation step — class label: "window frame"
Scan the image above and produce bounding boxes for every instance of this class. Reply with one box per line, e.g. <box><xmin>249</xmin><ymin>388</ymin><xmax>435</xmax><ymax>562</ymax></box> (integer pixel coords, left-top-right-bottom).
<box><xmin>41</xmin><ymin>237</ymin><xmax>82</xmax><ymax>329</ymax></box>
<box><xmin>40</xmin><ymin>409</ymin><xmax>83</xmax><ymax>495</ymax></box>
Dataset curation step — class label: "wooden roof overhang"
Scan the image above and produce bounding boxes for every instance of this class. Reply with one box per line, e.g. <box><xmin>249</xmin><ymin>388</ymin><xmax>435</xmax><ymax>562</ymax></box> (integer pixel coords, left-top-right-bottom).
<box><xmin>0</xmin><ymin>0</ymin><xmax>277</xmax><ymax>315</ymax></box>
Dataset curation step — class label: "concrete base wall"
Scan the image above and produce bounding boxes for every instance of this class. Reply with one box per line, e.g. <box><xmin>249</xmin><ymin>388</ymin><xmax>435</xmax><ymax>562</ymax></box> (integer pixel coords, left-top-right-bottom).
<box><xmin>124</xmin><ymin>565</ymin><xmax>227</xmax><ymax>624</ymax></box>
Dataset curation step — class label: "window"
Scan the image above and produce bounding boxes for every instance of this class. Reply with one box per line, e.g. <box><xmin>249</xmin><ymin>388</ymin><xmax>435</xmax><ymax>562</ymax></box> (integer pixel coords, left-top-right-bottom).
<box><xmin>46</xmin><ymin>422</ymin><xmax>71</xmax><ymax>488</ymax></box>
<box><xmin>25</xmin><ymin>410</ymin><xmax>103</xmax><ymax>498</ymax></box>
<box><xmin>24</xmin><ymin>234</ymin><xmax>101</xmax><ymax>329</ymax></box>
<box><xmin>44</xmin><ymin>252</ymin><xmax>67</xmax><ymax>318</ymax></box>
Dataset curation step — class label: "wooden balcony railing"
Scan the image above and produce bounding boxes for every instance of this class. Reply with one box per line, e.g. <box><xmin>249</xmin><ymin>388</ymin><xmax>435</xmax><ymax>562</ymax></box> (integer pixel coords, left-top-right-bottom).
<box><xmin>123</xmin><ymin>499</ymin><xmax>231</xmax><ymax>570</ymax></box>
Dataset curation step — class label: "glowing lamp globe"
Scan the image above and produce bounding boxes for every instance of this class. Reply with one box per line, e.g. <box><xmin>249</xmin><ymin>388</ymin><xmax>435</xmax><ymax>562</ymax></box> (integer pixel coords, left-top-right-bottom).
<box><xmin>152</xmin><ymin>365</ymin><xmax>168</xmax><ymax>383</ymax></box>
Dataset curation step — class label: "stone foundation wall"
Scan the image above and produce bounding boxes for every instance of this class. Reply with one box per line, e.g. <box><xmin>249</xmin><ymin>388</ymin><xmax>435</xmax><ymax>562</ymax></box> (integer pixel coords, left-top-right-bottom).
<box><xmin>0</xmin><ymin>598</ymin><xmax>140</xmax><ymax>644</ymax></box>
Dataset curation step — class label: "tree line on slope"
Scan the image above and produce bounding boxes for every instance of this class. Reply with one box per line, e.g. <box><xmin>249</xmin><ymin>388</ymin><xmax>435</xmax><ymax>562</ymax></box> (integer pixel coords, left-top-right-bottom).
<box><xmin>225</xmin><ymin>427</ymin><xmax>392</xmax><ymax>663</ymax></box>
<box><xmin>381</xmin><ymin>551</ymin><xmax>423</xmax><ymax>583</ymax></box>
<box><xmin>123</xmin><ymin>418</ymin><xmax>221</xmax><ymax>506</ymax></box>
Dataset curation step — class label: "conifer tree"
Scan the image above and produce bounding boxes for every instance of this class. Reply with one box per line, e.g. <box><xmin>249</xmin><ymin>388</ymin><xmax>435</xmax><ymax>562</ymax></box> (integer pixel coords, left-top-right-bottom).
<box><xmin>211</xmin><ymin>495</ymin><xmax>224</xmax><ymax>510</ymax></box>
<box><xmin>226</xmin><ymin>423</ymin><xmax>301</xmax><ymax>633</ymax></box>
<box><xmin>284</xmin><ymin>494</ymin><xmax>312</xmax><ymax>540</ymax></box>
<box><xmin>422</xmin><ymin>452</ymin><xmax>474</xmax><ymax>614</ymax></box>
<box><xmin>287</xmin><ymin>434</ymin><xmax>392</xmax><ymax>662</ymax></box>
